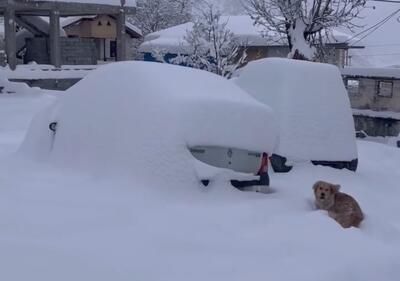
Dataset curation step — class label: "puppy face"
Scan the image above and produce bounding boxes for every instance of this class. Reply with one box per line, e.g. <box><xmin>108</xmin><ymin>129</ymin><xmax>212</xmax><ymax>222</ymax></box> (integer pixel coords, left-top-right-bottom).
<box><xmin>313</xmin><ymin>181</ymin><xmax>340</xmax><ymax>210</ymax></box>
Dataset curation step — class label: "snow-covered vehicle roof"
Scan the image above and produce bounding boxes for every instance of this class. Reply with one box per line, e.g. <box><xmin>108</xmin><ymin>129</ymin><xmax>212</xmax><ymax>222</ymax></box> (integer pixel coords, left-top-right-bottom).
<box><xmin>235</xmin><ymin>58</ymin><xmax>357</xmax><ymax>163</ymax></box>
<box><xmin>139</xmin><ymin>15</ymin><xmax>354</xmax><ymax>54</ymax></box>
<box><xmin>20</xmin><ymin>61</ymin><xmax>277</xmax><ymax>184</ymax></box>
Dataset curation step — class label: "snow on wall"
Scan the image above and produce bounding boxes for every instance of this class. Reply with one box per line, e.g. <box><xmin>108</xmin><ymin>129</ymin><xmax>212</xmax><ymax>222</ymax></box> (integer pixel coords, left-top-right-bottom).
<box><xmin>341</xmin><ymin>67</ymin><xmax>400</xmax><ymax>79</ymax></box>
<box><xmin>1</xmin><ymin>64</ymin><xmax>98</xmax><ymax>80</ymax></box>
<box><xmin>20</xmin><ymin>61</ymin><xmax>277</xmax><ymax>185</ymax></box>
<box><xmin>235</xmin><ymin>58</ymin><xmax>358</xmax><ymax>162</ymax></box>
<box><xmin>353</xmin><ymin>109</ymin><xmax>400</xmax><ymax>121</ymax></box>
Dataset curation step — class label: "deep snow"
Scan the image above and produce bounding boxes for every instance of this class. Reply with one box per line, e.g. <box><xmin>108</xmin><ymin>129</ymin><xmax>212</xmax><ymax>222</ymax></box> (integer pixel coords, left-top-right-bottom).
<box><xmin>1</xmin><ymin>81</ymin><xmax>400</xmax><ymax>281</ymax></box>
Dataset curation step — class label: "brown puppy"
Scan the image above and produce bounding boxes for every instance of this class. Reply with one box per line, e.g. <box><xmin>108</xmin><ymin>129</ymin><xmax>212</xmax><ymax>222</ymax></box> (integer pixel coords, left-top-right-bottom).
<box><xmin>313</xmin><ymin>181</ymin><xmax>364</xmax><ymax>228</ymax></box>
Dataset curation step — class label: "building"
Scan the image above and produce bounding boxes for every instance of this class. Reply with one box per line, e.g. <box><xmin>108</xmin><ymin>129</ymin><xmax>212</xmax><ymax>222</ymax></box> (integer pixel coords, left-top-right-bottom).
<box><xmin>341</xmin><ymin>67</ymin><xmax>400</xmax><ymax>137</ymax></box>
<box><xmin>139</xmin><ymin>15</ymin><xmax>361</xmax><ymax>68</ymax></box>
<box><xmin>0</xmin><ymin>0</ymin><xmax>136</xmax><ymax>69</ymax></box>
<box><xmin>62</xmin><ymin>15</ymin><xmax>142</xmax><ymax>62</ymax></box>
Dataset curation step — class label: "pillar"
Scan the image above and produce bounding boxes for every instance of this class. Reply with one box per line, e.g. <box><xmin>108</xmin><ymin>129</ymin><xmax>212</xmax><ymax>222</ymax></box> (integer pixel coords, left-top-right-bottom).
<box><xmin>49</xmin><ymin>10</ymin><xmax>61</xmax><ymax>68</ymax></box>
<box><xmin>4</xmin><ymin>7</ymin><xmax>16</xmax><ymax>70</ymax></box>
<box><xmin>116</xmin><ymin>9</ymin><xmax>127</xmax><ymax>61</ymax></box>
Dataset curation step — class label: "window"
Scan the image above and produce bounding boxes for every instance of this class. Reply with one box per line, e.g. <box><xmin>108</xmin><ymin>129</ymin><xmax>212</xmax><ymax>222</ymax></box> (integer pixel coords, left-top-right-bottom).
<box><xmin>107</xmin><ymin>21</ymin><xmax>111</xmax><ymax>26</ymax></box>
<box><xmin>345</xmin><ymin>78</ymin><xmax>359</xmax><ymax>95</ymax></box>
<box><xmin>97</xmin><ymin>21</ymin><xmax>102</xmax><ymax>26</ymax></box>
<box><xmin>377</xmin><ymin>81</ymin><xmax>393</xmax><ymax>97</ymax></box>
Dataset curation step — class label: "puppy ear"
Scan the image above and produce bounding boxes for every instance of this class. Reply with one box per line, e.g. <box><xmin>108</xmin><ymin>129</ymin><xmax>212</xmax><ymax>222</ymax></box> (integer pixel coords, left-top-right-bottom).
<box><xmin>312</xmin><ymin>181</ymin><xmax>320</xmax><ymax>192</ymax></box>
<box><xmin>331</xmin><ymin>184</ymin><xmax>341</xmax><ymax>193</ymax></box>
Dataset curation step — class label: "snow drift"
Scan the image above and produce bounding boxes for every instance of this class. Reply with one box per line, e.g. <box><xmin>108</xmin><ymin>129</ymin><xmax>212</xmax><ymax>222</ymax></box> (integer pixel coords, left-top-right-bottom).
<box><xmin>3</xmin><ymin>63</ymin><xmax>400</xmax><ymax>281</ymax></box>
<box><xmin>19</xmin><ymin>61</ymin><xmax>277</xmax><ymax>185</ymax></box>
<box><xmin>235</xmin><ymin>58</ymin><xmax>357</xmax><ymax>166</ymax></box>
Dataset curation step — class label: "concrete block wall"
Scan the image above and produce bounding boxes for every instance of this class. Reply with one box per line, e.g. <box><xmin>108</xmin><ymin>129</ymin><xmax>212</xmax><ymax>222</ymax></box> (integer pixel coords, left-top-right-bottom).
<box><xmin>25</xmin><ymin>37</ymin><xmax>50</xmax><ymax>64</ymax></box>
<box><xmin>61</xmin><ymin>38</ymin><xmax>97</xmax><ymax>65</ymax></box>
<box><xmin>353</xmin><ymin>115</ymin><xmax>400</xmax><ymax>137</ymax></box>
<box><xmin>347</xmin><ymin>78</ymin><xmax>400</xmax><ymax>112</ymax></box>
<box><xmin>10</xmin><ymin>78</ymin><xmax>81</xmax><ymax>91</ymax></box>
<box><xmin>24</xmin><ymin>37</ymin><xmax>97</xmax><ymax>65</ymax></box>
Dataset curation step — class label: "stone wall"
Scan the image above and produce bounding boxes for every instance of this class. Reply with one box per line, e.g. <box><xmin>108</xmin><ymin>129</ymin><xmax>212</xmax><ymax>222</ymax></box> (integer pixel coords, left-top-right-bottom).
<box><xmin>10</xmin><ymin>78</ymin><xmax>81</xmax><ymax>91</ymax></box>
<box><xmin>24</xmin><ymin>37</ymin><xmax>97</xmax><ymax>65</ymax></box>
<box><xmin>346</xmin><ymin>77</ymin><xmax>400</xmax><ymax>112</ymax></box>
<box><xmin>353</xmin><ymin>115</ymin><xmax>400</xmax><ymax>137</ymax></box>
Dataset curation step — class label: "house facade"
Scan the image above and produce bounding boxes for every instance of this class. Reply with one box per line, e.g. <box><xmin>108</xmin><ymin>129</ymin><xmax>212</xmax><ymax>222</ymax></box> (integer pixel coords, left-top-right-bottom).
<box><xmin>0</xmin><ymin>0</ymin><xmax>135</xmax><ymax>69</ymax></box>
<box><xmin>341</xmin><ymin>67</ymin><xmax>400</xmax><ymax>137</ymax></box>
<box><xmin>139</xmin><ymin>15</ymin><xmax>358</xmax><ymax>68</ymax></box>
<box><xmin>63</xmin><ymin>15</ymin><xmax>142</xmax><ymax>61</ymax></box>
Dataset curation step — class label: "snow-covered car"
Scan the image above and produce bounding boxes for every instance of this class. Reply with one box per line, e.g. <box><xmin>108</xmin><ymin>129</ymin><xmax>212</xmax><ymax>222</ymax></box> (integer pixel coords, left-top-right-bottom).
<box><xmin>235</xmin><ymin>58</ymin><xmax>358</xmax><ymax>172</ymax></box>
<box><xmin>20</xmin><ymin>61</ymin><xmax>277</xmax><ymax>190</ymax></box>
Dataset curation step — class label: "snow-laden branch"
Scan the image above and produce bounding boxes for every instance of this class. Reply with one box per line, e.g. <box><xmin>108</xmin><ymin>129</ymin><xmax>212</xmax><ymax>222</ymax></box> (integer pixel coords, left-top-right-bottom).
<box><xmin>245</xmin><ymin>0</ymin><xmax>366</xmax><ymax>60</ymax></box>
<box><xmin>153</xmin><ymin>2</ymin><xmax>247</xmax><ymax>77</ymax></box>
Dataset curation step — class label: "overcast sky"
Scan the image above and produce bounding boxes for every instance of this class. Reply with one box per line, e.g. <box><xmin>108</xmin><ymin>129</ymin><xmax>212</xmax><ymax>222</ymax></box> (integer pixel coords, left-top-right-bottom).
<box><xmin>349</xmin><ymin>1</ymin><xmax>400</xmax><ymax>67</ymax></box>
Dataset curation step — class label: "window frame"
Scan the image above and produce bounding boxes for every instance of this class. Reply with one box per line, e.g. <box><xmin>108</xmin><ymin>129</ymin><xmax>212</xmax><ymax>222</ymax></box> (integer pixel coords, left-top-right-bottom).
<box><xmin>376</xmin><ymin>80</ymin><xmax>394</xmax><ymax>98</ymax></box>
<box><xmin>345</xmin><ymin>78</ymin><xmax>360</xmax><ymax>95</ymax></box>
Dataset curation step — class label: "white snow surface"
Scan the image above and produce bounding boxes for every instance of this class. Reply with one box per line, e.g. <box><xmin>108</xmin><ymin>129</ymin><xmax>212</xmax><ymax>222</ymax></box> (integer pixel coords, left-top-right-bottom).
<box><xmin>235</xmin><ymin>58</ymin><xmax>357</xmax><ymax>162</ymax></box>
<box><xmin>353</xmin><ymin>109</ymin><xmax>400</xmax><ymax>121</ymax></box>
<box><xmin>1</xmin><ymin>83</ymin><xmax>400</xmax><ymax>281</ymax></box>
<box><xmin>19</xmin><ymin>61</ymin><xmax>278</xmax><ymax>184</ymax></box>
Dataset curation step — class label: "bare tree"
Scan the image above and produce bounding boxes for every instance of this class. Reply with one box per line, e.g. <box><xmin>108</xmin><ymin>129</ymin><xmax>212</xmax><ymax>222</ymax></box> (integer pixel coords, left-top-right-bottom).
<box><xmin>133</xmin><ymin>0</ymin><xmax>194</xmax><ymax>35</ymax></box>
<box><xmin>245</xmin><ymin>0</ymin><xmax>366</xmax><ymax>60</ymax></box>
<box><xmin>159</xmin><ymin>2</ymin><xmax>247</xmax><ymax>77</ymax></box>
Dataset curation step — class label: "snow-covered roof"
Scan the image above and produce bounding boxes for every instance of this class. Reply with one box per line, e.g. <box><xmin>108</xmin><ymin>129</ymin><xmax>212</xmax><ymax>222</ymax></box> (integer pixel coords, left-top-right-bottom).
<box><xmin>31</xmin><ymin>0</ymin><xmax>136</xmax><ymax>6</ymax></box>
<box><xmin>341</xmin><ymin>67</ymin><xmax>400</xmax><ymax>79</ymax></box>
<box><xmin>61</xmin><ymin>15</ymin><xmax>96</xmax><ymax>28</ymax></box>
<box><xmin>139</xmin><ymin>15</ymin><xmax>353</xmax><ymax>54</ymax></box>
<box><xmin>62</xmin><ymin>15</ymin><xmax>142</xmax><ymax>37</ymax></box>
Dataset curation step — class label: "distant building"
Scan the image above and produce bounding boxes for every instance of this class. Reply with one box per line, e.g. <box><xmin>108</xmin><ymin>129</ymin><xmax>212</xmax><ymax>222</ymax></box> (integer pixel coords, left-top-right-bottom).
<box><xmin>341</xmin><ymin>67</ymin><xmax>400</xmax><ymax>137</ymax></box>
<box><xmin>139</xmin><ymin>15</ymin><xmax>361</xmax><ymax>68</ymax></box>
<box><xmin>62</xmin><ymin>15</ymin><xmax>142</xmax><ymax>62</ymax></box>
<box><xmin>0</xmin><ymin>0</ymin><xmax>136</xmax><ymax>69</ymax></box>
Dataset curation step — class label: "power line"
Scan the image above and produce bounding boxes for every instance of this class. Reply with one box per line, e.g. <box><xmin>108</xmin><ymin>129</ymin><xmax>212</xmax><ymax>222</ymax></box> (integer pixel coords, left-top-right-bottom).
<box><xmin>369</xmin><ymin>0</ymin><xmax>400</xmax><ymax>3</ymax></box>
<box><xmin>348</xmin><ymin>8</ymin><xmax>400</xmax><ymax>46</ymax></box>
<box><xmin>363</xmin><ymin>43</ymin><xmax>400</xmax><ymax>47</ymax></box>
<box><xmin>344</xmin><ymin>9</ymin><xmax>399</xmax><ymax>44</ymax></box>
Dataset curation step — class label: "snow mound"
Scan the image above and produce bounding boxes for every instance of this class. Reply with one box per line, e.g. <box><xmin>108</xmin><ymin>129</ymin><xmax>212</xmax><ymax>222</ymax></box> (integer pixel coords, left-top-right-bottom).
<box><xmin>20</xmin><ymin>61</ymin><xmax>277</xmax><ymax>186</ymax></box>
<box><xmin>235</xmin><ymin>58</ymin><xmax>357</xmax><ymax>162</ymax></box>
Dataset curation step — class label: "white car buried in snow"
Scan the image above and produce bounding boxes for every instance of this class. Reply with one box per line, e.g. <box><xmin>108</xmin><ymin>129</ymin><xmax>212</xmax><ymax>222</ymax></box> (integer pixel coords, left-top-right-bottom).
<box><xmin>235</xmin><ymin>58</ymin><xmax>358</xmax><ymax>172</ymax></box>
<box><xmin>20</xmin><ymin>61</ymin><xmax>278</xmax><ymax>191</ymax></box>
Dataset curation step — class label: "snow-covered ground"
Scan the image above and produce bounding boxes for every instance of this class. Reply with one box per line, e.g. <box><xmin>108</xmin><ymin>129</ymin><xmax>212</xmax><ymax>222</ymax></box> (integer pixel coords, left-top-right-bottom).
<box><xmin>1</xmin><ymin>87</ymin><xmax>400</xmax><ymax>280</ymax></box>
